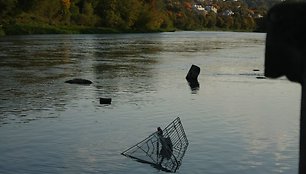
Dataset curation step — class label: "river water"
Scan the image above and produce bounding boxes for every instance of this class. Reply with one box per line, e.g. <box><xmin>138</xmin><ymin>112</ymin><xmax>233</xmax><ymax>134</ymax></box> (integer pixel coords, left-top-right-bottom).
<box><xmin>0</xmin><ymin>32</ymin><xmax>301</xmax><ymax>173</ymax></box>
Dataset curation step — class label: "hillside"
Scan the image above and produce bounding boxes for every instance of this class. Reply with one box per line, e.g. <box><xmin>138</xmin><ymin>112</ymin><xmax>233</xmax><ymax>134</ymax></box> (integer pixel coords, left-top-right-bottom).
<box><xmin>0</xmin><ymin>0</ymin><xmax>283</xmax><ymax>35</ymax></box>
<box><xmin>243</xmin><ymin>0</ymin><xmax>283</xmax><ymax>9</ymax></box>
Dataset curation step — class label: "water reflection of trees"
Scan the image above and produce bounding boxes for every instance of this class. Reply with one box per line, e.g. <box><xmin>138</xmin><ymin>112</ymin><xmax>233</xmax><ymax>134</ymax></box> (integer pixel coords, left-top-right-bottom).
<box><xmin>93</xmin><ymin>38</ymin><xmax>162</xmax><ymax>100</ymax></box>
<box><xmin>0</xmin><ymin>35</ymin><xmax>164</xmax><ymax>125</ymax></box>
<box><xmin>0</xmin><ymin>36</ymin><xmax>78</xmax><ymax>125</ymax></box>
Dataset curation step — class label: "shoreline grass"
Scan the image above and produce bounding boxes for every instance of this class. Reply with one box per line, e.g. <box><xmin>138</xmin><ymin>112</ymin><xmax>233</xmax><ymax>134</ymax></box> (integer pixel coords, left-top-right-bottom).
<box><xmin>2</xmin><ymin>23</ymin><xmax>124</xmax><ymax>35</ymax></box>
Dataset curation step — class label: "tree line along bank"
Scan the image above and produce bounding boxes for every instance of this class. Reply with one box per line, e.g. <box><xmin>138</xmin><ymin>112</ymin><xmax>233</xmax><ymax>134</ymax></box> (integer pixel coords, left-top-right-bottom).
<box><xmin>0</xmin><ymin>0</ymin><xmax>282</xmax><ymax>35</ymax></box>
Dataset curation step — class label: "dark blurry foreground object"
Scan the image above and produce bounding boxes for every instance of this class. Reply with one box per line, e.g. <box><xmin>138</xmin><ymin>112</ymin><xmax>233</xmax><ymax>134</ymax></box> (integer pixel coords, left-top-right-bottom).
<box><xmin>121</xmin><ymin>117</ymin><xmax>188</xmax><ymax>173</ymax></box>
<box><xmin>265</xmin><ymin>2</ymin><xmax>306</xmax><ymax>83</ymax></box>
<box><xmin>265</xmin><ymin>2</ymin><xmax>306</xmax><ymax>174</ymax></box>
<box><xmin>65</xmin><ymin>78</ymin><xmax>93</xmax><ymax>85</ymax></box>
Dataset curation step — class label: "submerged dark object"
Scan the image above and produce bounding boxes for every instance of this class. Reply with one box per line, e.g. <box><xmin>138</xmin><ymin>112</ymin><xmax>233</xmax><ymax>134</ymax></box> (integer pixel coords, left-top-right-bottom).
<box><xmin>256</xmin><ymin>76</ymin><xmax>266</xmax><ymax>79</ymax></box>
<box><xmin>121</xmin><ymin>117</ymin><xmax>189</xmax><ymax>173</ymax></box>
<box><xmin>265</xmin><ymin>2</ymin><xmax>306</xmax><ymax>174</ymax></box>
<box><xmin>186</xmin><ymin>65</ymin><xmax>200</xmax><ymax>81</ymax></box>
<box><xmin>65</xmin><ymin>78</ymin><xmax>93</xmax><ymax>85</ymax></box>
<box><xmin>100</xmin><ymin>98</ymin><xmax>112</xmax><ymax>104</ymax></box>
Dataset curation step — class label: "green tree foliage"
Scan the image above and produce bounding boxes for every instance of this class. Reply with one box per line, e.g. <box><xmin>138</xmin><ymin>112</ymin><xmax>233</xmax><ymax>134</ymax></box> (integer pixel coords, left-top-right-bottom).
<box><xmin>118</xmin><ymin>0</ymin><xmax>142</xmax><ymax>29</ymax></box>
<box><xmin>96</xmin><ymin>0</ymin><xmax>143</xmax><ymax>29</ymax></box>
<box><xmin>77</xmin><ymin>0</ymin><xmax>99</xmax><ymax>26</ymax></box>
<box><xmin>206</xmin><ymin>13</ymin><xmax>217</xmax><ymax>28</ymax></box>
<box><xmin>0</xmin><ymin>0</ymin><xmax>18</xmax><ymax>23</ymax></box>
<box><xmin>32</xmin><ymin>0</ymin><xmax>62</xmax><ymax>24</ymax></box>
<box><xmin>16</xmin><ymin>0</ymin><xmax>41</xmax><ymax>12</ymax></box>
<box><xmin>96</xmin><ymin>0</ymin><xmax>122</xmax><ymax>28</ymax></box>
<box><xmin>135</xmin><ymin>0</ymin><xmax>169</xmax><ymax>31</ymax></box>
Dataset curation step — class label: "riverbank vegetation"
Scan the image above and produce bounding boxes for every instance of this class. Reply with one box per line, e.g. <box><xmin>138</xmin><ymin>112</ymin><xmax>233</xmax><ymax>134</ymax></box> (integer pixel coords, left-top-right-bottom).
<box><xmin>0</xmin><ymin>0</ymin><xmax>282</xmax><ymax>35</ymax></box>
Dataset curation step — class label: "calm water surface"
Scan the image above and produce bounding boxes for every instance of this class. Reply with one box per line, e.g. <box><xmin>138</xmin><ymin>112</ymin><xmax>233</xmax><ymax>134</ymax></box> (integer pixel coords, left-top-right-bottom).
<box><xmin>0</xmin><ymin>32</ymin><xmax>301</xmax><ymax>173</ymax></box>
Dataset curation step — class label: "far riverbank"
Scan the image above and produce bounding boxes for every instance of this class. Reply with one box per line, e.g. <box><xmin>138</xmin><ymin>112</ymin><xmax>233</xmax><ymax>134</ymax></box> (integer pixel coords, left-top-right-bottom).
<box><xmin>0</xmin><ymin>23</ymin><xmax>264</xmax><ymax>36</ymax></box>
<box><xmin>0</xmin><ymin>23</ymin><xmax>177</xmax><ymax>36</ymax></box>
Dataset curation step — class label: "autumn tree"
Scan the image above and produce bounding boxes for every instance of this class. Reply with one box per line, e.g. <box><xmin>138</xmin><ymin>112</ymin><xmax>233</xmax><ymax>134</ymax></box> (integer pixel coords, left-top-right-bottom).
<box><xmin>117</xmin><ymin>0</ymin><xmax>142</xmax><ymax>29</ymax></box>
<box><xmin>206</xmin><ymin>12</ymin><xmax>217</xmax><ymax>28</ymax></box>
<box><xmin>78</xmin><ymin>1</ymin><xmax>99</xmax><ymax>26</ymax></box>
<box><xmin>62</xmin><ymin>0</ymin><xmax>71</xmax><ymax>9</ymax></box>
<box><xmin>216</xmin><ymin>16</ymin><xmax>224</xmax><ymax>28</ymax></box>
<box><xmin>60</xmin><ymin>0</ymin><xmax>71</xmax><ymax>24</ymax></box>
<box><xmin>0</xmin><ymin>0</ymin><xmax>278</xmax><ymax>34</ymax></box>
<box><xmin>32</xmin><ymin>0</ymin><xmax>62</xmax><ymax>24</ymax></box>
<box><xmin>223</xmin><ymin>16</ymin><xmax>234</xmax><ymax>29</ymax></box>
<box><xmin>96</xmin><ymin>0</ymin><xmax>122</xmax><ymax>28</ymax></box>
<box><xmin>135</xmin><ymin>1</ymin><xmax>166</xmax><ymax>31</ymax></box>
<box><xmin>0</xmin><ymin>0</ymin><xmax>18</xmax><ymax>23</ymax></box>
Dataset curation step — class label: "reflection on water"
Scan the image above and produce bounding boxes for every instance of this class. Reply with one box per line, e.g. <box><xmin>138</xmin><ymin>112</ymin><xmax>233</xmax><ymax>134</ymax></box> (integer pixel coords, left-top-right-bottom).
<box><xmin>0</xmin><ymin>36</ymin><xmax>80</xmax><ymax>124</ymax></box>
<box><xmin>0</xmin><ymin>34</ymin><xmax>163</xmax><ymax>124</ymax></box>
<box><xmin>187</xmin><ymin>79</ymin><xmax>200</xmax><ymax>94</ymax></box>
<box><xmin>0</xmin><ymin>32</ymin><xmax>301</xmax><ymax>174</ymax></box>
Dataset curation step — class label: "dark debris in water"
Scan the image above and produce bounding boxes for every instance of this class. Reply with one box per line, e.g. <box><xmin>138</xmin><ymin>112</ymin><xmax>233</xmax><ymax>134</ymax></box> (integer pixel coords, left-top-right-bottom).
<box><xmin>65</xmin><ymin>78</ymin><xmax>93</xmax><ymax>85</ymax></box>
<box><xmin>239</xmin><ymin>73</ymin><xmax>264</xmax><ymax>76</ymax></box>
